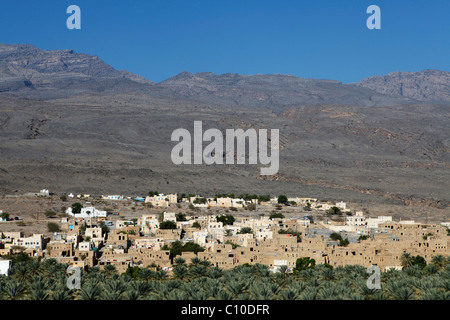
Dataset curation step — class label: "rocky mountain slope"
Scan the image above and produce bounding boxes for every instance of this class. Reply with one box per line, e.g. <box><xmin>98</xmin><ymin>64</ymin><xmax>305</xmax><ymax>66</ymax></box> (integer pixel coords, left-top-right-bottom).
<box><xmin>0</xmin><ymin>43</ymin><xmax>448</xmax><ymax>218</ymax></box>
<box><xmin>155</xmin><ymin>71</ymin><xmax>412</xmax><ymax>112</ymax></box>
<box><xmin>0</xmin><ymin>43</ymin><xmax>152</xmax><ymax>98</ymax></box>
<box><xmin>355</xmin><ymin>69</ymin><xmax>450</xmax><ymax>102</ymax></box>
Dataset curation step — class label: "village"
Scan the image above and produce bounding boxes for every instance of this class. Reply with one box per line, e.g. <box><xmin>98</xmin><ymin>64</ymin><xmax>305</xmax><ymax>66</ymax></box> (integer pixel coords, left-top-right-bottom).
<box><xmin>0</xmin><ymin>189</ymin><xmax>449</xmax><ymax>276</ymax></box>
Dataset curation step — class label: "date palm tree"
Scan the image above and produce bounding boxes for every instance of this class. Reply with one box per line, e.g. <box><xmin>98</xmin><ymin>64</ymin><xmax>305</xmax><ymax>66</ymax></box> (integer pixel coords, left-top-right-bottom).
<box><xmin>190</xmin><ymin>257</ymin><xmax>201</xmax><ymax>266</ymax></box>
<box><xmin>3</xmin><ymin>280</ymin><xmax>26</xmax><ymax>300</ymax></box>
<box><xmin>52</xmin><ymin>289</ymin><xmax>70</xmax><ymax>300</ymax></box>
<box><xmin>318</xmin><ymin>267</ymin><xmax>335</xmax><ymax>281</ymax></box>
<box><xmin>174</xmin><ymin>257</ymin><xmax>186</xmax><ymax>266</ymax></box>
<box><xmin>139</xmin><ymin>268</ymin><xmax>156</xmax><ymax>282</ymax></box>
<box><xmin>173</xmin><ymin>265</ymin><xmax>189</xmax><ymax>280</ymax></box>
<box><xmin>165</xmin><ymin>290</ymin><xmax>188</xmax><ymax>300</ymax></box>
<box><xmin>11</xmin><ymin>262</ymin><xmax>29</xmax><ymax>283</ymax></box>
<box><xmin>200</xmin><ymin>260</ymin><xmax>212</xmax><ymax>269</ymax></box>
<box><xmin>430</xmin><ymin>255</ymin><xmax>446</xmax><ymax>269</ymax></box>
<box><xmin>207</xmin><ymin>266</ymin><xmax>223</xmax><ymax>279</ymax></box>
<box><xmin>279</xmin><ymin>287</ymin><xmax>300</xmax><ymax>300</ymax></box>
<box><xmin>299</xmin><ymin>287</ymin><xmax>318</xmax><ymax>300</ymax></box>
<box><xmin>188</xmin><ymin>265</ymin><xmax>207</xmax><ymax>278</ymax></box>
<box><xmin>127</xmin><ymin>281</ymin><xmax>150</xmax><ymax>298</ymax></box>
<box><xmin>156</xmin><ymin>269</ymin><xmax>168</xmax><ymax>281</ymax></box>
<box><xmin>250</xmin><ymin>282</ymin><xmax>274</xmax><ymax>300</ymax></box>
<box><xmin>103</xmin><ymin>264</ymin><xmax>117</xmax><ymax>276</ymax></box>
<box><xmin>30</xmin><ymin>288</ymin><xmax>50</xmax><ymax>300</ymax></box>
<box><xmin>80</xmin><ymin>283</ymin><xmax>102</xmax><ymax>300</ymax></box>
<box><xmin>103</xmin><ymin>279</ymin><xmax>126</xmax><ymax>296</ymax></box>
<box><xmin>123</xmin><ymin>290</ymin><xmax>140</xmax><ymax>300</ymax></box>
<box><xmin>28</xmin><ymin>260</ymin><xmax>42</xmax><ymax>277</ymax></box>
<box><xmin>225</xmin><ymin>279</ymin><xmax>247</xmax><ymax>297</ymax></box>
<box><xmin>215</xmin><ymin>290</ymin><xmax>233</xmax><ymax>300</ymax></box>
<box><xmin>400</xmin><ymin>253</ymin><xmax>413</xmax><ymax>268</ymax></box>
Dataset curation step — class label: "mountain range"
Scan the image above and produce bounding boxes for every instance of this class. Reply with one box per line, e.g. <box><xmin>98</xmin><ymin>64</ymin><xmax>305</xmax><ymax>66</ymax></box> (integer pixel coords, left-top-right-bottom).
<box><xmin>1</xmin><ymin>43</ymin><xmax>450</xmax><ymax>106</ymax></box>
<box><xmin>0</xmin><ymin>43</ymin><xmax>448</xmax><ymax>219</ymax></box>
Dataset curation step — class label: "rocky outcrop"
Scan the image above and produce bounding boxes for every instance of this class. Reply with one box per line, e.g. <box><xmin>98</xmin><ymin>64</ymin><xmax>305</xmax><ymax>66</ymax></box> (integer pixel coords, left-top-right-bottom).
<box><xmin>156</xmin><ymin>71</ymin><xmax>410</xmax><ymax>111</ymax></box>
<box><xmin>0</xmin><ymin>43</ymin><xmax>153</xmax><ymax>96</ymax></box>
<box><xmin>355</xmin><ymin>69</ymin><xmax>450</xmax><ymax>102</ymax></box>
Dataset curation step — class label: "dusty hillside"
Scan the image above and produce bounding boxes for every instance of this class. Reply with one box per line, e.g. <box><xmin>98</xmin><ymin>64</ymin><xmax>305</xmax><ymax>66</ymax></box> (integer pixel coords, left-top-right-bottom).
<box><xmin>0</xmin><ymin>43</ymin><xmax>448</xmax><ymax>220</ymax></box>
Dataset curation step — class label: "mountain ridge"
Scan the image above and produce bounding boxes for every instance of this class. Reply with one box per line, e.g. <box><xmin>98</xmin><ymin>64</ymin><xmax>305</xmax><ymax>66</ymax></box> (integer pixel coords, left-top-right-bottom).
<box><xmin>1</xmin><ymin>43</ymin><xmax>449</xmax><ymax>107</ymax></box>
<box><xmin>354</xmin><ymin>69</ymin><xmax>450</xmax><ymax>102</ymax></box>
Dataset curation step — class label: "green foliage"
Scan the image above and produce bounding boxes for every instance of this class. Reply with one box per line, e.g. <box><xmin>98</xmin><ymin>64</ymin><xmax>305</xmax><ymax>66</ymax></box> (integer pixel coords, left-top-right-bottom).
<box><xmin>257</xmin><ymin>195</ymin><xmax>271</xmax><ymax>202</ymax></box>
<box><xmin>278</xmin><ymin>228</ymin><xmax>302</xmax><ymax>239</ymax></box>
<box><xmin>159</xmin><ymin>220</ymin><xmax>177</xmax><ymax>230</ymax></box>
<box><xmin>295</xmin><ymin>257</ymin><xmax>316</xmax><ymax>272</ymax></box>
<box><xmin>358</xmin><ymin>235</ymin><xmax>369</xmax><ymax>241</ymax></box>
<box><xmin>237</xmin><ymin>227</ymin><xmax>253</xmax><ymax>234</ymax></box>
<box><xmin>225</xmin><ymin>240</ymin><xmax>240</xmax><ymax>249</ymax></box>
<box><xmin>239</xmin><ymin>194</ymin><xmax>259</xmax><ymax>201</ymax></box>
<box><xmin>277</xmin><ymin>195</ymin><xmax>288</xmax><ymax>204</ymax></box>
<box><xmin>9</xmin><ymin>252</ymin><xmax>33</xmax><ymax>264</ymax></box>
<box><xmin>175</xmin><ymin>212</ymin><xmax>187</xmax><ymax>221</ymax></box>
<box><xmin>215</xmin><ymin>193</ymin><xmax>235</xmax><ymax>199</ymax></box>
<box><xmin>163</xmin><ymin>240</ymin><xmax>205</xmax><ymax>260</ymax></box>
<box><xmin>193</xmin><ymin>197</ymin><xmax>207</xmax><ymax>204</ymax></box>
<box><xmin>401</xmin><ymin>253</ymin><xmax>427</xmax><ymax>269</ymax></box>
<box><xmin>124</xmin><ymin>266</ymin><xmax>141</xmax><ymax>279</ymax></box>
<box><xmin>411</xmin><ymin>255</ymin><xmax>427</xmax><ymax>268</ymax></box>
<box><xmin>422</xmin><ymin>233</ymin><xmax>433</xmax><ymax>240</ymax></box>
<box><xmin>71</xmin><ymin>202</ymin><xmax>83</xmax><ymax>214</ymax></box>
<box><xmin>47</xmin><ymin>222</ymin><xmax>61</xmax><ymax>233</ymax></box>
<box><xmin>326</xmin><ymin>206</ymin><xmax>342</xmax><ymax>216</ymax></box>
<box><xmin>237</xmin><ymin>194</ymin><xmax>270</xmax><ymax>203</ymax></box>
<box><xmin>338</xmin><ymin>238</ymin><xmax>350</xmax><ymax>247</ymax></box>
<box><xmin>44</xmin><ymin>210</ymin><xmax>57</xmax><ymax>218</ymax></box>
<box><xmin>270</xmin><ymin>212</ymin><xmax>285</xmax><ymax>219</ymax></box>
<box><xmin>0</xmin><ymin>212</ymin><xmax>9</xmax><ymax>219</ymax></box>
<box><xmin>99</xmin><ymin>221</ymin><xmax>110</xmax><ymax>235</ymax></box>
<box><xmin>216</xmin><ymin>214</ymin><xmax>235</xmax><ymax>226</ymax></box>
<box><xmin>246</xmin><ymin>203</ymin><xmax>257</xmax><ymax>211</ymax></box>
<box><xmin>329</xmin><ymin>232</ymin><xmax>343</xmax><ymax>242</ymax></box>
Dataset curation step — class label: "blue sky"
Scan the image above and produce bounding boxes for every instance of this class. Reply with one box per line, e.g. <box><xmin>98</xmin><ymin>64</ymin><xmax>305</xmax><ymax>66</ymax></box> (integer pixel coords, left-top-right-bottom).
<box><xmin>1</xmin><ymin>0</ymin><xmax>449</xmax><ymax>83</ymax></box>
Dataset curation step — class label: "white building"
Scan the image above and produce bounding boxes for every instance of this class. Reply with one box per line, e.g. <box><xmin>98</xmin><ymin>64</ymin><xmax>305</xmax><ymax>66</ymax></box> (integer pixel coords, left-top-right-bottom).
<box><xmin>78</xmin><ymin>241</ymin><xmax>92</xmax><ymax>252</ymax></box>
<box><xmin>102</xmin><ymin>195</ymin><xmax>124</xmax><ymax>201</ymax></box>
<box><xmin>139</xmin><ymin>215</ymin><xmax>160</xmax><ymax>234</ymax></box>
<box><xmin>0</xmin><ymin>259</ymin><xmax>11</xmax><ymax>276</ymax></box>
<box><xmin>193</xmin><ymin>230</ymin><xmax>208</xmax><ymax>246</ymax></box>
<box><xmin>39</xmin><ymin>189</ymin><xmax>50</xmax><ymax>196</ymax></box>
<box><xmin>270</xmin><ymin>259</ymin><xmax>288</xmax><ymax>273</ymax></box>
<box><xmin>12</xmin><ymin>234</ymin><xmax>44</xmax><ymax>250</ymax></box>
<box><xmin>335</xmin><ymin>201</ymin><xmax>347</xmax><ymax>210</ymax></box>
<box><xmin>347</xmin><ymin>211</ymin><xmax>367</xmax><ymax>227</ymax></box>
<box><xmin>366</xmin><ymin>216</ymin><xmax>393</xmax><ymax>228</ymax></box>
<box><xmin>66</xmin><ymin>206</ymin><xmax>107</xmax><ymax>218</ymax></box>
<box><xmin>163</xmin><ymin>212</ymin><xmax>177</xmax><ymax>222</ymax></box>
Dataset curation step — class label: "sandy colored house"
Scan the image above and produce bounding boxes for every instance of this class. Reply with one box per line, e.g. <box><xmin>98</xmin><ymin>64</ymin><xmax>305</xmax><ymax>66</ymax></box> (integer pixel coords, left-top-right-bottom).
<box><xmin>46</xmin><ymin>242</ymin><xmax>74</xmax><ymax>258</ymax></box>
<box><xmin>12</xmin><ymin>234</ymin><xmax>44</xmax><ymax>250</ymax></box>
<box><xmin>145</xmin><ymin>193</ymin><xmax>177</xmax><ymax>207</ymax></box>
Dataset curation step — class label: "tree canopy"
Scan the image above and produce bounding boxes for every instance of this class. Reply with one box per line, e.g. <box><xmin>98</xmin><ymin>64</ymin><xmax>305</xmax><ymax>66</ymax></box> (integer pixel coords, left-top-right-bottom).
<box><xmin>216</xmin><ymin>214</ymin><xmax>235</xmax><ymax>226</ymax></box>
<box><xmin>277</xmin><ymin>195</ymin><xmax>288</xmax><ymax>204</ymax></box>
<box><xmin>71</xmin><ymin>202</ymin><xmax>83</xmax><ymax>214</ymax></box>
<box><xmin>159</xmin><ymin>220</ymin><xmax>177</xmax><ymax>230</ymax></box>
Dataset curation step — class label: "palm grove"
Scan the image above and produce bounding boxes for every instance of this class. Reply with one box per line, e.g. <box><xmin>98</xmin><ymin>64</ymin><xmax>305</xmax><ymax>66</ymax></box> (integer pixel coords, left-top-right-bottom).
<box><xmin>0</xmin><ymin>252</ymin><xmax>449</xmax><ymax>300</ymax></box>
